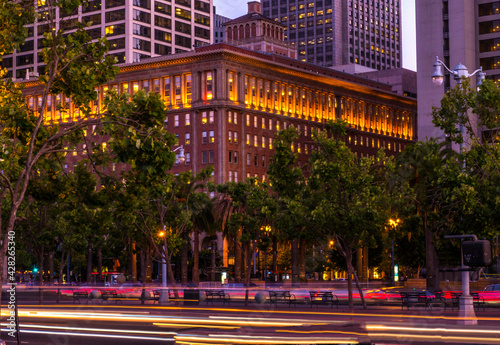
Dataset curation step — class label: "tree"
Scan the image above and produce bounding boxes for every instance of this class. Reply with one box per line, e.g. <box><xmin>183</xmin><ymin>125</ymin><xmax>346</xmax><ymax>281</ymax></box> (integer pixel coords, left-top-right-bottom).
<box><xmin>395</xmin><ymin>139</ymin><xmax>456</xmax><ymax>289</ymax></box>
<box><xmin>308</xmin><ymin>122</ymin><xmax>391</xmax><ymax>311</ymax></box>
<box><xmin>0</xmin><ymin>0</ymin><xmax>118</xmax><ymax>284</ymax></box>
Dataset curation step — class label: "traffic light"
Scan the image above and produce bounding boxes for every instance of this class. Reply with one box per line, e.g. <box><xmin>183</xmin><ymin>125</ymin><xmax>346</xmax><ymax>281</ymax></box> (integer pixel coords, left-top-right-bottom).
<box><xmin>463</xmin><ymin>240</ymin><xmax>492</xmax><ymax>267</ymax></box>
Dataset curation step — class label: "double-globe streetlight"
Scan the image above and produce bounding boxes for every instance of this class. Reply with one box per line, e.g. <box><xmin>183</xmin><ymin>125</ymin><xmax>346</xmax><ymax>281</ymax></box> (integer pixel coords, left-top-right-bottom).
<box><xmin>431</xmin><ymin>57</ymin><xmax>485</xmax><ymax>325</ymax></box>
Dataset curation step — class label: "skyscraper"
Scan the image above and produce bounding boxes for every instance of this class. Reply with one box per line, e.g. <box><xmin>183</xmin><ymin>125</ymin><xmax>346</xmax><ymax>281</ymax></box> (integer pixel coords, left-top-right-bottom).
<box><xmin>261</xmin><ymin>0</ymin><xmax>401</xmax><ymax>69</ymax></box>
<box><xmin>416</xmin><ymin>1</ymin><xmax>500</xmax><ymax>144</ymax></box>
<box><xmin>1</xmin><ymin>0</ymin><xmax>213</xmax><ymax>80</ymax></box>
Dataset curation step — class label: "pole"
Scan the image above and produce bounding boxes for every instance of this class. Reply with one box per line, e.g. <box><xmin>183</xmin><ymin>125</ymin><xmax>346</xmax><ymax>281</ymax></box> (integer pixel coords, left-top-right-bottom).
<box><xmin>391</xmin><ymin>239</ymin><xmax>395</xmax><ymax>287</ymax></box>
<box><xmin>161</xmin><ymin>245</ymin><xmax>167</xmax><ymax>288</ymax></box>
<box><xmin>67</xmin><ymin>253</ymin><xmax>70</xmax><ymax>284</ymax></box>
<box><xmin>496</xmin><ymin>235</ymin><xmax>499</xmax><ymax>274</ymax></box>
<box><xmin>264</xmin><ymin>251</ymin><xmax>267</xmax><ymax>289</ymax></box>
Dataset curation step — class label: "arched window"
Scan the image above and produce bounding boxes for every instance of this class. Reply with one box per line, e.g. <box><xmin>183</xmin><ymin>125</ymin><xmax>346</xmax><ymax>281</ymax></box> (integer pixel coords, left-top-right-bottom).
<box><xmin>245</xmin><ymin>24</ymin><xmax>250</xmax><ymax>38</ymax></box>
<box><xmin>251</xmin><ymin>23</ymin><xmax>256</xmax><ymax>36</ymax></box>
<box><xmin>239</xmin><ymin>25</ymin><xmax>244</xmax><ymax>39</ymax></box>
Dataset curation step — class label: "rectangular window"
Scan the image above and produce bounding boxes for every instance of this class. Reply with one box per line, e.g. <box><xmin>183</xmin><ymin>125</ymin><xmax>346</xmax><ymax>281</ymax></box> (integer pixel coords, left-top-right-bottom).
<box><xmin>246</xmin><ymin>134</ymin><xmax>251</xmax><ymax>146</ymax></box>
<box><xmin>174</xmin><ymin>75</ymin><xmax>182</xmax><ymax>105</ymax></box>
<box><xmin>185</xmin><ymin>113</ymin><xmax>190</xmax><ymax>126</ymax></box>
<box><xmin>185</xmin><ymin>132</ymin><xmax>191</xmax><ymax>145</ymax></box>
<box><xmin>209</xmin><ymin>150</ymin><xmax>214</xmax><ymax>163</ymax></box>
<box><xmin>234</xmin><ymin>151</ymin><xmax>238</xmax><ymax>164</ymax></box>
<box><xmin>228</xmin><ymin>111</ymin><xmax>232</xmax><ymax>123</ymax></box>
<box><xmin>276</xmin><ymin>120</ymin><xmax>280</xmax><ymax>131</ymax></box>
<box><xmin>254</xmin><ymin>154</ymin><xmax>258</xmax><ymax>166</ymax></box>
<box><xmin>229</xmin><ymin>151</ymin><xmax>233</xmax><ymax>163</ymax></box>
<box><xmin>209</xmin><ymin>111</ymin><xmax>214</xmax><ymax>123</ymax></box>
<box><xmin>229</xmin><ymin>171</ymin><xmax>233</xmax><ymax>182</ymax></box>
<box><xmin>228</xmin><ymin>72</ymin><xmax>236</xmax><ymax>101</ymax></box>
<box><xmin>185</xmin><ymin>74</ymin><xmax>192</xmax><ymax>104</ymax></box>
<box><xmin>269</xmin><ymin>137</ymin><xmax>273</xmax><ymax>149</ymax></box>
<box><xmin>202</xmin><ymin>131</ymin><xmax>207</xmax><ymax>144</ymax></box>
<box><xmin>254</xmin><ymin>116</ymin><xmax>258</xmax><ymax>128</ymax></box>
<box><xmin>262</xmin><ymin>136</ymin><xmax>266</xmax><ymax>148</ymax></box>
<box><xmin>234</xmin><ymin>132</ymin><xmax>238</xmax><ymax>143</ymax></box>
<box><xmin>254</xmin><ymin>135</ymin><xmax>258</xmax><ymax>147</ymax></box>
<box><xmin>234</xmin><ymin>112</ymin><xmax>238</xmax><ymax>124</ymax></box>
<box><xmin>246</xmin><ymin>114</ymin><xmax>250</xmax><ymax>126</ymax></box>
<box><xmin>269</xmin><ymin>119</ymin><xmax>272</xmax><ymax>130</ymax></box>
<box><xmin>163</xmin><ymin>76</ymin><xmax>171</xmax><ymax>105</ymax></box>
<box><xmin>234</xmin><ymin>171</ymin><xmax>238</xmax><ymax>182</ymax></box>
<box><xmin>209</xmin><ymin>130</ymin><xmax>215</xmax><ymax>143</ymax></box>
<box><xmin>153</xmin><ymin>78</ymin><xmax>160</xmax><ymax>93</ymax></box>
<box><xmin>174</xmin><ymin>115</ymin><xmax>179</xmax><ymax>127</ymax></box>
<box><xmin>246</xmin><ymin>153</ymin><xmax>251</xmax><ymax>166</ymax></box>
<box><xmin>228</xmin><ymin>131</ymin><xmax>232</xmax><ymax>143</ymax></box>
<box><xmin>202</xmin><ymin>151</ymin><xmax>207</xmax><ymax>164</ymax></box>
<box><xmin>202</xmin><ymin>111</ymin><xmax>207</xmax><ymax>124</ymax></box>
<box><xmin>205</xmin><ymin>71</ymin><xmax>213</xmax><ymax>100</ymax></box>
<box><xmin>262</xmin><ymin>155</ymin><xmax>266</xmax><ymax>167</ymax></box>
<box><xmin>186</xmin><ymin>152</ymin><xmax>191</xmax><ymax>164</ymax></box>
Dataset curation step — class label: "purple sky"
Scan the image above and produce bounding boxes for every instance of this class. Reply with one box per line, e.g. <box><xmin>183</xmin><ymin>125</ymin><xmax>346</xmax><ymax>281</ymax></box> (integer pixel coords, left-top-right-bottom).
<box><xmin>213</xmin><ymin>0</ymin><xmax>416</xmax><ymax>71</ymax></box>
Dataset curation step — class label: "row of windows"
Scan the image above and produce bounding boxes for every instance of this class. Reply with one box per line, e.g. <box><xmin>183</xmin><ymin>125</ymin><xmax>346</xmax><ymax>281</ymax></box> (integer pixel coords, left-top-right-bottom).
<box><xmin>171</xmin><ymin>111</ymin><xmax>214</xmax><ymax>127</ymax></box>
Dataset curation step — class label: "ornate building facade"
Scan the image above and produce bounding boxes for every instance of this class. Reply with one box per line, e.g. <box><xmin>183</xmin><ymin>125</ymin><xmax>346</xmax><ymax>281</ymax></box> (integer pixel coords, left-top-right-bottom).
<box><xmin>22</xmin><ymin>42</ymin><xmax>417</xmax><ymax>267</ymax></box>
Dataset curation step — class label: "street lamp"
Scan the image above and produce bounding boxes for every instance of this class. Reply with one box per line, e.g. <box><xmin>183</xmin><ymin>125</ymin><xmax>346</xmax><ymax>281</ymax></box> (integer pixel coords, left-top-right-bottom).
<box><xmin>388</xmin><ymin>218</ymin><xmax>400</xmax><ymax>287</ymax></box>
<box><xmin>432</xmin><ymin>56</ymin><xmax>485</xmax><ymax>88</ymax></box>
<box><xmin>173</xmin><ymin>145</ymin><xmax>186</xmax><ymax>164</ymax></box>
<box><xmin>432</xmin><ymin>57</ymin><xmax>486</xmax><ymax>152</ymax></box>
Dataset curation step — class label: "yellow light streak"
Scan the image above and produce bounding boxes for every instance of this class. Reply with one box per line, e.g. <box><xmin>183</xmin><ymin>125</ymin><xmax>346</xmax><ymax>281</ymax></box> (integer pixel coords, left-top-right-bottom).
<box><xmin>153</xmin><ymin>322</ymin><xmax>239</xmax><ymax>329</ymax></box>
<box><xmin>368</xmin><ymin>332</ymin><xmax>500</xmax><ymax>344</ymax></box>
<box><xmin>174</xmin><ymin>335</ymin><xmax>358</xmax><ymax>344</ymax></box>
<box><xmin>366</xmin><ymin>324</ymin><xmax>500</xmax><ymax>335</ymax></box>
<box><xmin>1</xmin><ymin>323</ymin><xmax>176</xmax><ymax>336</ymax></box>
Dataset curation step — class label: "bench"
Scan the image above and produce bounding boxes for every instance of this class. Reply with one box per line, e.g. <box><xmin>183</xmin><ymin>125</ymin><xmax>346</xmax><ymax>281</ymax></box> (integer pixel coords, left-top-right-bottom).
<box><xmin>152</xmin><ymin>289</ymin><xmax>175</xmax><ymax>303</ymax></box>
<box><xmin>401</xmin><ymin>292</ymin><xmax>432</xmax><ymax>310</ymax></box>
<box><xmin>73</xmin><ymin>291</ymin><xmax>89</xmax><ymax>304</ymax></box>
<box><xmin>268</xmin><ymin>291</ymin><xmax>297</xmax><ymax>307</ymax></box>
<box><xmin>100</xmin><ymin>290</ymin><xmax>121</xmax><ymax>304</ymax></box>
<box><xmin>205</xmin><ymin>290</ymin><xmax>230</xmax><ymax>305</ymax></box>
<box><xmin>309</xmin><ymin>291</ymin><xmax>339</xmax><ymax>308</ymax></box>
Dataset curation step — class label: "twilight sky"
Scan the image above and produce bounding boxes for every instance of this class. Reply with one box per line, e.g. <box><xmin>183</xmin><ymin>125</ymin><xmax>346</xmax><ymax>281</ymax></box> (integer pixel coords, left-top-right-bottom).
<box><xmin>213</xmin><ymin>0</ymin><xmax>417</xmax><ymax>71</ymax></box>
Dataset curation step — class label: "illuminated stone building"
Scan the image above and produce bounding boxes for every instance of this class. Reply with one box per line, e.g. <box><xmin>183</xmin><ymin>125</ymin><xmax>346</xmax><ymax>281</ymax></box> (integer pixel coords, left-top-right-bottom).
<box><xmin>22</xmin><ymin>42</ymin><xmax>416</xmax><ymax>267</ymax></box>
<box><xmin>1</xmin><ymin>0</ymin><xmax>213</xmax><ymax>80</ymax></box>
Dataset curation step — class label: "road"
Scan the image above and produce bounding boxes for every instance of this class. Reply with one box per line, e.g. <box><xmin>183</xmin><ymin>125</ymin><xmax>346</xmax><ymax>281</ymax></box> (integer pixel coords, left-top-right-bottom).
<box><xmin>2</xmin><ymin>301</ymin><xmax>500</xmax><ymax>345</ymax></box>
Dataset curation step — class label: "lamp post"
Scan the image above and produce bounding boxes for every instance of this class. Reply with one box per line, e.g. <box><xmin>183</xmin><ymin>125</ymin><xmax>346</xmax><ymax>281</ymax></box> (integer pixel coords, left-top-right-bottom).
<box><xmin>431</xmin><ymin>56</ymin><xmax>486</xmax><ymax>152</ymax></box>
<box><xmin>173</xmin><ymin>145</ymin><xmax>186</xmax><ymax>164</ymax></box>
<box><xmin>261</xmin><ymin>225</ymin><xmax>272</xmax><ymax>288</ymax></box>
<box><xmin>433</xmin><ymin>58</ymin><xmax>484</xmax><ymax>325</ymax></box>
<box><xmin>388</xmin><ymin>218</ymin><xmax>400</xmax><ymax>287</ymax></box>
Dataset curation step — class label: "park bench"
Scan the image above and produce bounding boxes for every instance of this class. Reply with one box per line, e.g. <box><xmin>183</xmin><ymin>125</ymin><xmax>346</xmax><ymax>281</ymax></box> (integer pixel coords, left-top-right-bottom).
<box><xmin>400</xmin><ymin>292</ymin><xmax>432</xmax><ymax>310</ymax></box>
<box><xmin>268</xmin><ymin>290</ymin><xmax>297</xmax><ymax>307</ymax></box>
<box><xmin>100</xmin><ymin>290</ymin><xmax>121</xmax><ymax>304</ymax></box>
<box><xmin>152</xmin><ymin>289</ymin><xmax>175</xmax><ymax>303</ymax></box>
<box><xmin>73</xmin><ymin>291</ymin><xmax>89</xmax><ymax>304</ymax></box>
<box><xmin>205</xmin><ymin>290</ymin><xmax>231</xmax><ymax>305</ymax></box>
<box><xmin>471</xmin><ymin>292</ymin><xmax>486</xmax><ymax>311</ymax></box>
<box><xmin>309</xmin><ymin>291</ymin><xmax>339</xmax><ymax>308</ymax></box>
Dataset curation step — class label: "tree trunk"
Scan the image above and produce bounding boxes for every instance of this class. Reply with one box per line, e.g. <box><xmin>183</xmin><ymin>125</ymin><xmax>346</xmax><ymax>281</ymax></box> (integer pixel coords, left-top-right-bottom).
<box><xmin>291</xmin><ymin>239</ymin><xmax>300</xmax><ymax>286</ymax></box>
<box><xmin>49</xmin><ymin>251</ymin><xmax>54</xmax><ymax>285</ymax></box>
<box><xmin>299</xmin><ymin>238</ymin><xmax>306</xmax><ymax>281</ymax></box>
<box><xmin>272</xmin><ymin>239</ymin><xmax>277</xmax><ymax>282</ymax></box>
<box><xmin>193</xmin><ymin>228</ymin><xmax>199</xmax><ymax>285</ymax></box>
<box><xmin>346</xmin><ymin>249</ymin><xmax>354</xmax><ymax>312</ymax></box>
<box><xmin>97</xmin><ymin>245</ymin><xmax>103</xmax><ymax>279</ymax></box>
<box><xmin>353</xmin><ymin>266</ymin><xmax>367</xmax><ymax>309</ymax></box>
<box><xmin>132</xmin><ymin>241</ymin><xmax>137</xmax><ymax>283</ymax></box>
<box><xmin>86</xmin><ymin>242</ymin><xmax>93</xmax><ymax>284</ymax></box>
<box><xmin>165</xmin><ymin>247</ymin><xmax>179</xmax><ymax>299</ymax></box>
<box><xmin>210</xmin><ymin>239</ymin><xmax>217</xmax><ymax>282</ymax></box>
<box><xmin>424</xmin><ymin>211</ymin><xmax>436</xmax><ymax>290</ymax></box>
<box><xmin>244</xmin><ymin>242</ymin><xmax>255</xmax><ymax>306</ymax></box>
<box><xmin>146</xmin><ymin>244</ymin><xmax>152</xmax><ymax>283</ymax></box>
<box><xmin>140</xmin><ymin>247</ymin><xmax>146</xmax><ymax>284</ymax></box>
<box><xmin>57</xmin><ymin>250</ymin><xmax>67</xmax><ymax>304</ymax></box>
<box><xmin>128</xmin><ymin>239</ymin><xmax>133</xmax><ymax>281</ymax></box>
<box><xmin>38</xmin><ymin>246</ymin><xmax>44</xmax><ymax>305</ymax></box>
<box><xmin>234</xmin><ymin>232</ymin><xmax>242</xmax><ymax>283</ymax></box>
<box><xmin>181</xmin><ymin>231</ymin><xmax>189</xmax><ymax>285</ymax></box>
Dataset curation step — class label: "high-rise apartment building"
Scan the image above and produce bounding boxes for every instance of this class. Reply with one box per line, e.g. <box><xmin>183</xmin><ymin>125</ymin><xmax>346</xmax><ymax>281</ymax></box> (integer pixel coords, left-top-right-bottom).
<box><xmin>1</xmin><ymin>0</ymin><xmax>213</xmax><ymax>80</ymax></box>
<box><xmin>261</xmin><ymin>0</ymin><xmax>401</xmax><ymax>69</ymax></box>
<box><xmin>214</xmin><ymin>13</ymin><xmax>231</xmax><ymax>43</ymax></box>
<box><xmin>416</xmin><ymin>1</ymin><xmax>500</xmax><ymax>144</ymax></box>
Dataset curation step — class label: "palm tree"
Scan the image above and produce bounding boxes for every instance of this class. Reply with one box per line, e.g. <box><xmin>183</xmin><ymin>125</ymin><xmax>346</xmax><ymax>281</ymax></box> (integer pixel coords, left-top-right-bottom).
<box><xmin>396</xmin><ymin>139</ymin><xmax>456</xmax><ymax>290</ymax></box>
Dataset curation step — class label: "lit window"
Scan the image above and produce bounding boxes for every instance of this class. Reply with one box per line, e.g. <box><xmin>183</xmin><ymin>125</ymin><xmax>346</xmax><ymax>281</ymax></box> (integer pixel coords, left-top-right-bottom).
<box><xmin>209</xmin><ymin>111</ymin><xmax>214</xmax><ymax>123</ymax></box>
<box><xmin>228</xmin><ymin>131</ymin><xmax>232</xmax><ymax>143</ymax></box>
<box><xmin>246</xmin><ymin>114</ymin><xmax>250</xmax><ymax>126</ymax></box>
<box><xmin>269</xmin><ymin>137</ymin><xmax>273</xmax><ymax>149</ymax></box>
<box><xmin>202</xmin><ymin>131</ymin><xmax>207</xmax><ymax>144</ymax></box>
<box><xmin>174</xmin><ymin>115</ymin><xmax>179</xmax><ymax>127</ymax></box>
<box><xmin>185</xmin><ymin>113</ymin><xmax>190</xmax><ymax>126</ymax></box>
<box><xmin>228</xmin><ymin>111</ymin><xmax>232</xmax><ymax>123</ymax></box>
<box><xmin>262</xmin><ymin>136</ymin><xmax>266</xmax><ymax>148</ymax></box>
<box><xmin>234</xmin><ymin>132</ymin><xmax>238</xmax><ymax>143</ymax></box>
<box><xmin>209</xmin><ymin>130</ymin><xmax>215</xmax><ymax>143</ymax></box>
<box><xmin>246</xmin><ymin>134</ymin><xmax>251</xmax><ymax>146</ymax></box>
<box><xmin>202</xmin><ymin>111</ymin><xmax>207</xmax><ymax>124</ymax></box>
<box><xmin>254</xmin><ymin>116</ymin><xmax>258</xmax><ymax>128</ymax></box>
<box><xmin>254</xmin><ymin>135</ymin><xmax>258</xmax><ymax>147</ymax></box>
<box><xmin>205</xmin><ymin>71</ymin><xmax>213</xmax><ymax>100</ymax></box>
<box><xmin>185</xmin><ymin>133</ymin><xmax>191</xmax><ymax>145</ymax></box>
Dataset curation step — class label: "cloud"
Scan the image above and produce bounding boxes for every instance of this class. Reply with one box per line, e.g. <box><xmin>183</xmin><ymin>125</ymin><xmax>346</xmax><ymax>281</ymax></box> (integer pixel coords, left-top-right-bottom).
<box><xmin>214</xmin><ymin>0</ymin><xmax>248</xmax><ymax>18</ymax></box>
